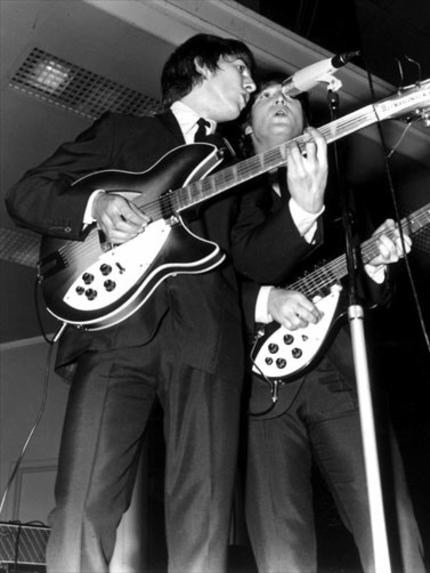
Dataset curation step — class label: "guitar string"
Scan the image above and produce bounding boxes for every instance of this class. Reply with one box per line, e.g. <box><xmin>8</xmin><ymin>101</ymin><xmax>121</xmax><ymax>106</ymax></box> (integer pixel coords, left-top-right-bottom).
<box><xmin>286</xmin><ymin>208</ymin><xmax>430</xmax><ymax>297</ymax></box>
<box><xmin>57</xmin><ymin>194</ymin><xmax>429</xmax><ymax>276</ymax></box>
<box><xmin>58</xmin><ymin>186</ymin><xmax>429</xmax><ymax>283</ymax></box>
<box><xmin>295</xmin><ymin>227</ymin><xmax>404</xmax><ymax>295</ymax></box>
<box><xmin>309</xmin><ymin>213</ymin><xmax>429</xmax><ymax>294</ymax></box>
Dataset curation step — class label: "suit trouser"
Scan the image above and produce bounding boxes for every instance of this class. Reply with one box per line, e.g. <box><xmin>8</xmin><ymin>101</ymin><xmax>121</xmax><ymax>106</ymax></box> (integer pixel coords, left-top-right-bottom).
<box><xmin>46</xmin><ymin>327</ymin><xmax>242</xmax><ymax>573</ymax></box>
<box><xmin>245</xmin><ymin>354</ymin><xmax>425</xmax><ymax>573</ymax></box>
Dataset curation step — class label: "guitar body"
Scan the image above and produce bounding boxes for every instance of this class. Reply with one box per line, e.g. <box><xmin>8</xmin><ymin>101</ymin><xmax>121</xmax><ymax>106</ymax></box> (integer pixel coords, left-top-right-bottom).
<box><xmin>39</xmin><ymin>143</ymin><xmax>225</xmax><ymax>330</ymax></box>
<box><xmin>249</xmin><ymin>286</ymin><xmax>347</xmax><ymax>418</ymax></box>
<box><xmin>251</xmin><ymin>284</ymin><xmax>344</xmax><ymax>382</ymax></box>
<box><xmin>249</xmin><ymin>196</ymin><xmax>430</xmax><ymax>417</ymax></box>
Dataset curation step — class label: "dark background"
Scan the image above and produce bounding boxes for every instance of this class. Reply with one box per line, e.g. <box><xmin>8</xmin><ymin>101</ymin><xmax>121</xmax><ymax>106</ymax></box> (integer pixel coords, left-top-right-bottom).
<box><xmin>231</xmin><ymin>2</ymin><xmax>430</xmax><ymax>571</ymax></box>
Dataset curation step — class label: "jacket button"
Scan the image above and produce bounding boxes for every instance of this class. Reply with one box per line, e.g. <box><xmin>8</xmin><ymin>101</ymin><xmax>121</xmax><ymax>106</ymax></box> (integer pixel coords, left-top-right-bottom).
<box><xmin>64</xmin><ymin>226</ymin><xmax>72</xmax><ymax>233</ymax></box>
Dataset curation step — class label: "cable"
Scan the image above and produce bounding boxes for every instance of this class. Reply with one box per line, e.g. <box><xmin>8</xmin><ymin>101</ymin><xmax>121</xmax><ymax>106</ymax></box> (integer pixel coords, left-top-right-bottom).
<box><xmin>365</xmin><ymin>68</ymin><xmax>430</xmax><ymax>354</ymax></box>
<box><xmin>33</xmin><ymin>277</ymin><xmax>54</xmax><ymax>345</ymax></box>
<box><xmin>248</xmin><ymin>326</ymin><xmax>284</xmax><ymax>417</ymax></box>
<box><xmin>0</xmin><ymin>341</ymin><xmax>56</xmax><ymax>516</ymax></box>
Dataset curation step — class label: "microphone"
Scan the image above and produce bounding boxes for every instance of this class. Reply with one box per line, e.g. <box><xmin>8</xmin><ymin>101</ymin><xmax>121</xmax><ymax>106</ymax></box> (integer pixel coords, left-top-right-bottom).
<box><xmin>282</xmin><ymin>51</ymin><xmax>360</xmax><ymax>95</ymax></box>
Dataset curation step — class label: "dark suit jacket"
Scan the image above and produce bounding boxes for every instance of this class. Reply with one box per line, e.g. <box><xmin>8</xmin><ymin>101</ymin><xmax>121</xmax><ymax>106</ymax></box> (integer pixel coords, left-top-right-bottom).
<box><xmin>6</xmin><ymin>111</ymin><xmax>250</xmax><ymax>378</ymax></box>
<box><xmin>231</xmin><ymin>169</ymin><xmax>321</xmax><ymax>287</ymax></box>
<box><xmin>235</xmin><ymin>171</ymin><xmax>391</xmax><ymax>417</ymax></box>
<box><xmin>232</xmin><ymin>170</ymin><xmax>322</xmax><ymax>334</ymax></box>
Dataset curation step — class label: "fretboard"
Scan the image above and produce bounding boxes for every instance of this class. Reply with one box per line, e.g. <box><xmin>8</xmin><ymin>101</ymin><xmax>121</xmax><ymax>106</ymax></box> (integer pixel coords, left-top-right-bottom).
<box><xmin>173</xmin><ymin>103</ymin><xmax>379</xmax><ymax>213</ymax></box>
<box><xmin>172</xmin><ymin>78</ymin><xmax>430</xmax><ymax>213</ymax></box>
<box><xmin>289</xmin><ymin>203</ymin><xmax>430</xmax><ymax>300</ymax></box>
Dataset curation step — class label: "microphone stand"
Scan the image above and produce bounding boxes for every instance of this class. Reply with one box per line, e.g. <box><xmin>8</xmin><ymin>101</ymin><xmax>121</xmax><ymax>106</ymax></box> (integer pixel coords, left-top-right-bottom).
<box><xmin>325</xmin><ymin>83</ymin><xmax>392</xmax><ymax>573</ymax></box>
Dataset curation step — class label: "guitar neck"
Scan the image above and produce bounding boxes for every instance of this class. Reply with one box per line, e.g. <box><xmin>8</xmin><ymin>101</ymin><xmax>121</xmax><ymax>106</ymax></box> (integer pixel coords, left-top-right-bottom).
<box><xmin>290</xmin><ymin>203</ymin><xmax>430</xmax><ymax>299</ymax></box>
<box><xmin>173</xmin><ymin>103</ymin><xmax>379</xmax><ymax>212</ymax></box>
<box><xmin>173</xmin><ymin>79</ymin><xmax>430</xmax><ymax>213</ymax></box>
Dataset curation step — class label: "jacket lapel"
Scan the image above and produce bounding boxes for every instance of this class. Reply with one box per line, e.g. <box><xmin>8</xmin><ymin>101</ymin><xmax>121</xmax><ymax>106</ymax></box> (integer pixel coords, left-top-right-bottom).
<box><xmin>155</xmin><ymin>110</ymin><xmax>185</xmax><ymax>145</ymax></box>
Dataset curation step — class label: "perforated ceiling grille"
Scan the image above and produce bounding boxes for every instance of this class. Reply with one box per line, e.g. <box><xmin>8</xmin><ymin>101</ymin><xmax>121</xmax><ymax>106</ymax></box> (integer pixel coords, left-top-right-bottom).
<box><xmin>9</xmin><ymin>47</ymin><xmax>164</xmax><ymax>119</ymax></box>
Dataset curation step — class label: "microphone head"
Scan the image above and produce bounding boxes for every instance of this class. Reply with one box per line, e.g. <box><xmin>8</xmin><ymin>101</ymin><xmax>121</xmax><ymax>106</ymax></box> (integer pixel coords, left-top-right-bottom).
<box><xmin>333</xmin><ymin>50</ymin><xmax>361</xmax><ymax>67</ymax></box>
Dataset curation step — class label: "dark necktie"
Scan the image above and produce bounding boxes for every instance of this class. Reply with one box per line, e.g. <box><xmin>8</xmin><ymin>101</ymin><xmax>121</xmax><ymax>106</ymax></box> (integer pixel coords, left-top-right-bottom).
<box><xmin>193</xmin><ymin>117</ymin><xmax>236</xmax><ymax>161</ymax></box>
<box><xmin>194</xmin><ymin>118</ymin><xmax>211</xmax><ymax>142</ymax></box>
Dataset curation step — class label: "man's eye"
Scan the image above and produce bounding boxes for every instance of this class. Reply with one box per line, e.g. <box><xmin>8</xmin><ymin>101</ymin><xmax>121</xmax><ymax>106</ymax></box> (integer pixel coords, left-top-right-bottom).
<box><xmin>257</xmin><ymin>91</ymin><xmax>271</xmax><ymax>100</ymax></box>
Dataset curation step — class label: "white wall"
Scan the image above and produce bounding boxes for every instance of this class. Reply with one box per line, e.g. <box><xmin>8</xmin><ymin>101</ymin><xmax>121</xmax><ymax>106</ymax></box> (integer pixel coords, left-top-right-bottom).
<box><xmin>0</xmin><ymin>337</ymin><xmax>67</xmax><ymax>522</ymax></box>
<box><xmin>0</xmin><ymin>336</ymin><xmax>146</xmax><ymax>571</ymax></box>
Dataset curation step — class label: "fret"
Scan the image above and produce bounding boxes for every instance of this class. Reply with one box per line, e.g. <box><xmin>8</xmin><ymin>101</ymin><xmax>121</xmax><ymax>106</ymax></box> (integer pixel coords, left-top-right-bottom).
<box><xmin>255</xmin><ymin>153</ymin><xmax>267</xmax><ymax>172</ymax></box>
<box><xmin>199</xmin><ymin>177</ymin><xmax>215</xmax><ymax>197</ymax></box>
<box><xmin>264</xmin><ymin>146</ymin><xmax>285</xmax><ymax>169</ymax></box>
<box><xmin>174</xmin><ymin>183</ymin><xmax>194</xmax><ymax>211</ymax></box>
<box><xmin>236</xmin><ymin>155</ymin><xmax>264</xmax><ymax>180</ymax></box>
<box><xmin>234</xmin><ymin>160</ymin><xmax>255</xmax><ymax>182</ymax></box>
<box><xmin>319</xmin><ymin>105</ymin><xmax>377</xmax><ymax>144</ymax></box>
<box><xmin>213</xmin><ymin>166</ymin><xmax>238</xmax><ymax>189</ymax></box>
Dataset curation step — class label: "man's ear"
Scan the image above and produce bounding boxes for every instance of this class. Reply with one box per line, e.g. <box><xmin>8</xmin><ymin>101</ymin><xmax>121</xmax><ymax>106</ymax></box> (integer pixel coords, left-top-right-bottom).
<box><xmin>194</xmin><ymin>56</ymin><xmax>210</xmax><ymax>79</ymax></box>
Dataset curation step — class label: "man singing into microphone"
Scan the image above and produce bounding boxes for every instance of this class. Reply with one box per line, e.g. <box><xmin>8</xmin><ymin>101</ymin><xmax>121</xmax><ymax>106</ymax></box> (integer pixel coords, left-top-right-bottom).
<box><xmin>231</xmin><ymin>73</ymin><xmax>426</xmax><ymax>573</ymax></box>
<box><xmin>281</xmin><ymin>51</ymin><xmax>360</xmax><ymax>95</ymax></box>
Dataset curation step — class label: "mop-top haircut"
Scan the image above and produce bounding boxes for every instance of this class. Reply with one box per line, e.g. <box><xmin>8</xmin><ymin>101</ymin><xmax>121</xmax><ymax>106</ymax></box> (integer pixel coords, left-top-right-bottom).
<box><xmin>161</xmin><ymin>33</ymin><xmax>255</xmax><ymax>106</ymax></box>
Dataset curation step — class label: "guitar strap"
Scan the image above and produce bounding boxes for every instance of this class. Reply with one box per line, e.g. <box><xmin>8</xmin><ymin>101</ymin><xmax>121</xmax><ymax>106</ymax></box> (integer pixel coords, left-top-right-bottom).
<box><xmin>277</xmin><ymin>166</ymin><xmax>288</xmax><ymax>198</ymax></box>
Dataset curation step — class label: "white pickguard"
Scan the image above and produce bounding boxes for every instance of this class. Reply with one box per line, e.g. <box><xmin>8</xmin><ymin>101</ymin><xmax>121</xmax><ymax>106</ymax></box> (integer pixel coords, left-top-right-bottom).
<box><xmin>252</xmin><ymin>285</ymin><xmax>342</xmax><ymax>380</ymax></box>
<box><xmin>63</xmin><ymin>220</ymin><xmax>171</xmax><ymax>311</ymax></box>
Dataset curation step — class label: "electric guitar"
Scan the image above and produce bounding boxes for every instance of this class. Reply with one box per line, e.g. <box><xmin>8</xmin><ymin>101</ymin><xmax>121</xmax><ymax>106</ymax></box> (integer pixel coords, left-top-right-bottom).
<box><xmin>38</xmin><ymin>80</ymin><xmax>430</xmax><ymax>330</ymax></box>
<box><xmin>250</xmin><ymin>202</ymin><xmax>430</xmax><ymax>391</ymax></box>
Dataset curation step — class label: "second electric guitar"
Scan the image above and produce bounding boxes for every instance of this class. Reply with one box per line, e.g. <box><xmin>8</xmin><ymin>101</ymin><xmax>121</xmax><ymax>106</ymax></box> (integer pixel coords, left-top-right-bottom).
<box><xmin>251</xmin><ymin>202</ymin><xmax>430</xmax><ymax>384</ymax></box>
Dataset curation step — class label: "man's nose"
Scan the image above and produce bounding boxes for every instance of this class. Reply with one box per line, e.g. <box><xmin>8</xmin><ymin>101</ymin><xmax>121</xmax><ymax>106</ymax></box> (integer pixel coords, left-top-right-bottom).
<box><xmin>274</xmin><ymin>90</ymin><xmax>287</xmax><ymax>103</ymax></box>
<box><xmin>244</xmin><ymin>74</ymin><xmax>256</xmax><ymax>93</ymax></box>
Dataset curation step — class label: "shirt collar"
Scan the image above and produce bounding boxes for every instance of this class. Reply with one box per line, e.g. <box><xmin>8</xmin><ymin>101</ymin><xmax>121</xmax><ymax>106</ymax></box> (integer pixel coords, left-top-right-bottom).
<box><xmin>171</xmin><ymin>101</ymin><xmax>216</xmax><ymax>141</ymax></box>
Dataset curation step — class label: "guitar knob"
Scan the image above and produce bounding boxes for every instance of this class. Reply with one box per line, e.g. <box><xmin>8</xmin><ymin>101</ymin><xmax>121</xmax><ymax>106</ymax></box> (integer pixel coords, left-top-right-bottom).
<box><xmin>276</xmin><ymin>358</ymin><xmax>287</xmax><ymax>369</ymax></box>
<box><xmin>292</xmin><ymin>348</ymin><xmax>303</xmax><ymax>359</ymax></box>
<box><xmin>100</xmin><ymin>264</ymin><xmax>112</xmax><ymax>276</ymax></box>
<box><xmin>104</xmin><ymin>279</ymin><xmax>116</xmax><ymax>292</ymax></box>
<box><xmin>265</xmin><ymin>357</ymin><xmax>273</xmax><ymax>365</ymax></box>
<box><xmin>82</xmin><ymin>272</ymin><xmax>94</xmax><ymax>284</ymax></box>
<box><xmin>268</xmin><ymin>343</ymin><xmax>279</xmax><ymax>354</ymax></box>
<box><xmin>75</xmin><ymin>286</ymin><xmax>85</xmax><ymax>295</ymax></box>
<box><xmin>283</xmin><ymin>334</ymin><xmax>294</xmax><ymax>345</ymax></box>
<box><xmin>85</xmin><ymin>288</ymin><xmax>98</xmax><ymax>300</ymax></box>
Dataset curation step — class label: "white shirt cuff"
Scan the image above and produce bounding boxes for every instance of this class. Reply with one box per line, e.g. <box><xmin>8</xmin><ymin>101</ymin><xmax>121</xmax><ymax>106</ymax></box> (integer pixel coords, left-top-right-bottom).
<box><xmin>364</xmin><ymin>263</ymin><xmax>387</xmax><ymax>284</ymax></box>
<box><xmin>255</xmin><ymin>286</ymin><xmax>274</xmax><ymax>323</ymax></box>
<box><xmin>83</xmin><ymin>189</ymin><xmax>105</xmax><ymax>225</ymax></box>
<box><xmin>289</xmin><ymin>198</ymin><xmax>324</xmax><ymax>244</ymax></box>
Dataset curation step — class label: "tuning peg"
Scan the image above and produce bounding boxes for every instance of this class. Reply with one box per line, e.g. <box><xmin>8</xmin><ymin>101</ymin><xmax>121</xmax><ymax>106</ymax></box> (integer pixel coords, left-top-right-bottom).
<box><xmin>421</xmin><ymin>108</ymin><xmax>430</xmax><ymax>127</ymax></box>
